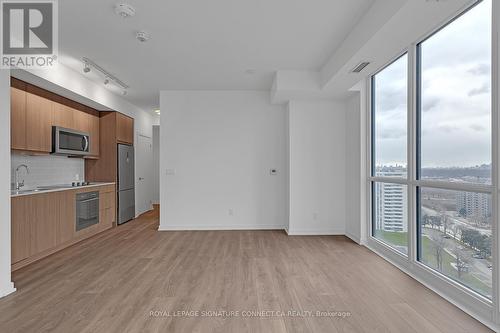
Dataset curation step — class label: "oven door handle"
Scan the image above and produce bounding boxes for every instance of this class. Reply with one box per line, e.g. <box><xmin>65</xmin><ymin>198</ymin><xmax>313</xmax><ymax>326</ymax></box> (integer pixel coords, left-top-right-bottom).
<box><xmin>78</xmin><ymin>198</ymin><xmax>99</xmax><ymax>204</ymax></box>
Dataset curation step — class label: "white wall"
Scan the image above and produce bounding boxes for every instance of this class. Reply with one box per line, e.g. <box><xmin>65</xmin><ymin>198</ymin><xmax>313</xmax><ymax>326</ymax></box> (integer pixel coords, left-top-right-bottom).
<box><xmin>11</xmin><ymin>154</ymin><xmax>84</xmax><ymax>189</ymax></box>
<box><xmin>159</xmin><ymin>91</ymin><xmax>287</xmax><ymax>230</ymax></box>
<box><xmin>0</xmin><ymin>70</ymin><xmax>15</xmax><ymax>298</ymax></box>
<box><xmin>152</xmin><ymin>125</ymin><xmax>160</xmax><ymax>204</ymax></box>
<box><xmin>345</xmin><ymin>93</ymin><xmax>362</xmax><ymax>242</ymax></box>
<box><xmin>287</xmin><ymin>100</ymin><xmax>347</xmax><ymax>235</ymax></box>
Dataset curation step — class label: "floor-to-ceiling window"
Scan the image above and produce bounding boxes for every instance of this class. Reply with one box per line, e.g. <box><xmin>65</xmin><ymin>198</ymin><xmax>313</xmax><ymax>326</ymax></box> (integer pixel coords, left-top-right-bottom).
<box><xmin>369</xmin><ymin>0</ymin><xmax>493</xmax><ymax>302</ymax></box>
<box><xmin>416</xmin><ymin>0</ymin><xmax>492</xmax><ymax>299</ymax></box>
<box><xmin>371</xmin><ymin>54</ymin><xmax>409</xmax><ymax>254</ymax></box>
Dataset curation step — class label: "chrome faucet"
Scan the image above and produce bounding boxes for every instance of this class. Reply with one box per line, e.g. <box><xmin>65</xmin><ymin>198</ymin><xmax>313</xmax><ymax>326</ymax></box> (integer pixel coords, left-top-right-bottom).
<box><xmin>14</xmin><ymin>164</ymin><xmax>29</xmax><ymax>191</ymax></box>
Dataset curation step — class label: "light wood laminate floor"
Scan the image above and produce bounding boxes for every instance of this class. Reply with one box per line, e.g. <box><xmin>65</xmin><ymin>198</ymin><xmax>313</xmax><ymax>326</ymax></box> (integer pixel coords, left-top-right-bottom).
<box><xmin>0</xmin><ymin>209</ymin><xmax>493</xmax><ymax>332</ymax></box>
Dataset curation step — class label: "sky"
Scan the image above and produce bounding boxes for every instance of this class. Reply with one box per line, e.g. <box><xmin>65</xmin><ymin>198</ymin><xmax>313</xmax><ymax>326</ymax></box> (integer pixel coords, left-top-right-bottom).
<box><xmin>374</xmin><ymin>0</ymin><xmax>492</xmax><ymax>169</ymax></box>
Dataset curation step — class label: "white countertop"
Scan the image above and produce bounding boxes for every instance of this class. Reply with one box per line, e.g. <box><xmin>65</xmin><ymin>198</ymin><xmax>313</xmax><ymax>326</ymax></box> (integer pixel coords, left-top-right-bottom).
<box><xmin>11</xmin><ymin>182</ymin><xmax>116</xmax><ymax>198</ymax></box>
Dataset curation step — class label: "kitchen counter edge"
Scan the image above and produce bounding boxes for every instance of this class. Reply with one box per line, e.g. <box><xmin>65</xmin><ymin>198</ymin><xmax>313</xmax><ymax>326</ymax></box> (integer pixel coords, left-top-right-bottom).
<box><xmin>11</xmin><ymin>182</ymin><xmax>116</xmax><ymax>198</ymax></box>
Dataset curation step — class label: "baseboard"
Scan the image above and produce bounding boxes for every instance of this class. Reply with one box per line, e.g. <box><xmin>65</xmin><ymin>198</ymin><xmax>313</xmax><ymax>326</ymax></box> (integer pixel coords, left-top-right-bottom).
<box><xmin>158</xmin><ymin>224</ymin><xmax>286</xmax><ymax>231</ymax></box>
<box><xmin>0</xmin><ymin>282</ymin><xmax>16</xmax><ymax>299</ymax></box>
<box><xmin>285</xmin><ymin>228</ymin><xmax>345</xmax><ymax>236</ymax></box>
<box><xmin>345</xmin><ymin>231</ymin><xmax>361</xmax><ymax>244</ymax></box>
<box><xmin>159</xmin><ymin>224</ymin><xmax>346</xmax><ymax>235</ymax></box>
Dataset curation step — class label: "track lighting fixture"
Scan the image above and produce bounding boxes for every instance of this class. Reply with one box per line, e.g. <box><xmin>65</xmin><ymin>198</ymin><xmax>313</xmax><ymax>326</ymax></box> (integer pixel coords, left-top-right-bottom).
<box><xmin>81</xmin><ymin>57</ymin><xmax>129</xmax><ymax>95</ymax></box>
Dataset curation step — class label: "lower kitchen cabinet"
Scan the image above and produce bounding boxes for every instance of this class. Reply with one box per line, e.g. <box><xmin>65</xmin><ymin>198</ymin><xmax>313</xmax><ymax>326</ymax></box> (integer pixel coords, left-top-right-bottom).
<box><xmin>29</xmin><ymin>193</ymin><xmax>58</xmax><ymax>255</ymax></box>
<box><xmin>11</xmin><ymin>197</ymin><xmax>30</xmax><ymax>263</ymax></box>
<box><xmin>57</xmin><ymin>191</ymin><xmax>75</xmax><ymax>245</ymax></box>
<box><xmin>11</xmin><ymin>184</ymin><xmax>116</xmax><ymax>270</ymax></box>
<box><xmin>100</xmin><ymin>187</ymin><xmax>116</xmax><ymax>230</ymax></box>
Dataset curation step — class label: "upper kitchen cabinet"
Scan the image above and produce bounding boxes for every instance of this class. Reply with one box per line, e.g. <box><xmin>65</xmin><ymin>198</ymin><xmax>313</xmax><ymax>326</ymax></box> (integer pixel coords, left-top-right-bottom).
<box><xmin>53</xmin><ymin>104</ymin><xmax>90</xmax><ymax>134</ymax></box>
<box><xmin>26</xmin><ymin>92</ymin><xmax>53</xmax><ymax>153</ymax></box>
<box><xmin>85</xmin><ymin>112</ymin><xmax>133</xmax><ymax>183</ymax></box>
<box><xmin>11</xmin><ymin>87</ymin><xmax>27</xmax><ymax>150</ymax></box>
<box><xmin>53</xmin><ymin>102</ymin><xmax>75</xmax><ymax>129</ymax></box>
<box><xmin>88</xmin><ymin>114</ymin><xmax>100</xmax><ymax>156</ymax></box>
<box><xmin>11</xmin><ymin>78</ymin><xmax>101</xmax><ymax>157</ymax></box>
<box><xmin>116</xmin><ymin>112</ymin><xmax>134</xmax><ymax>145</ymax></box>
<box><xmin>74</xmin><ymin>109</ymin><xmax>90</xmax><ymax>133</ymax></box>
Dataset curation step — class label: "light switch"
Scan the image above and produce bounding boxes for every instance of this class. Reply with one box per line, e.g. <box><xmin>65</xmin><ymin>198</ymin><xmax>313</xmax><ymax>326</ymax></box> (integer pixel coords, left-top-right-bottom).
<box><xmin>166</xmin><ymin>169</ymin><xmax>176</xmax><ymax>175</ymax></box>
<box><xmin>270</xmin><ymin>169</ymin><xmax>278</xmax><ymax>175</ymax></box>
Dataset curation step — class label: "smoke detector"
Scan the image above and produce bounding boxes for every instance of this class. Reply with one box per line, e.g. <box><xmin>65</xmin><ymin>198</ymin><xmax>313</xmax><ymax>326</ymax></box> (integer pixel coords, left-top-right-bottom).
<box><xmin>115</xmin><ymin>4</ymin><xmax>135</xmax><ymax>18</ymax></box>
<box><xmin>136</xmin><ymin>31</ymin><xmax>151</xmax><ymax>42</ymax></box>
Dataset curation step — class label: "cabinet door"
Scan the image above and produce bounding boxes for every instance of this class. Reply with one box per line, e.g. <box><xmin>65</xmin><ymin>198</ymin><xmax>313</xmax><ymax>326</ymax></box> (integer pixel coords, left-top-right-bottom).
<box><xmin>26</xmin><ymin>93</ymin><xmax>53</xmax><ymax>153</ymax></box>
<box><xmin>116</xmin><ymin>113</ymin><xmax>134</xmax><ymax>145</ymax></box>
<box><xmin>99</xmin><ymin>190</ymin><xmax>115</xmax><ymax>229</ymax></box>
<box><xmin>29</xmin><ymin>193</ymin><xmax>58</xmax><ymax>254</ymax></box>
<box><xmin>74</xmin><ymin>110</ymin><xmax>90</xmax><ymax>133</ymax></box>
<box><xmin>11</xmin><ymin>87</ymin><xmax>27</xmax><ymax>150</ymax></box>
<box><xmin>11</xmin><ymin>197</ymin><xmax>30</xmax><ymax>263</ymax></box>
<box><xmin>53</xmin><ymin>102</ymin><xmax>75</xmax><ymax>129</ymax></box>
<box><xmin>88</xmin><ymin>115</ymin><xmax>100</xmax><ymax>156</ymax></box>
<box><xmin>56</xmin><ymin>191</ymin><xmax>75</xmax><ymax>245</ymax></box>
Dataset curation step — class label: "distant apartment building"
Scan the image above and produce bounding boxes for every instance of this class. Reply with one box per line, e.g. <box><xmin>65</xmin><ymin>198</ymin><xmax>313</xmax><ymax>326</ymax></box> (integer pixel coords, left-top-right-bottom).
<box><xmin>456</xmin><ymin>191</ymin><xmax>491</xmax><ymax>219</ymax></box>
<box><xmin>375</xmin><ymin>166</ymin><xmax>408</xmax><ymax>232</ymax></box>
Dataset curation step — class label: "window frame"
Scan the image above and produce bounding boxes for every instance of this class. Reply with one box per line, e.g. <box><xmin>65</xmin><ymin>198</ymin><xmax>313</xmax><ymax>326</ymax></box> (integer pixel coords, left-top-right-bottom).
<box><xmin>370</xmin><ymin>51</ymin><xmax>410</xmax><ymax>254</ymax></box>
<box><xmin>366</xmin><ymin>0</ymin><xmax>497</xmax><ymax>309</ymax></box>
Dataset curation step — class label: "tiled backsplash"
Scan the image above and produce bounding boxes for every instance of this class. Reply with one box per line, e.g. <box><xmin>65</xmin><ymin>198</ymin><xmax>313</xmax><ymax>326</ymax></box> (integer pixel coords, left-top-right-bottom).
<box><xmin>11</xmin><ymin>154</ymin><xmax>85</xmax><ymax>190</ymax></box>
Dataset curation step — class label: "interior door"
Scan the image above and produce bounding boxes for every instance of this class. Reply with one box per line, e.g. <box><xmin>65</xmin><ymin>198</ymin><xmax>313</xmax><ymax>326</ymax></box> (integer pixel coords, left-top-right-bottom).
<box><xmin>136</xmin><ymin>134</ymin><xmax>153</xmax><ymax>215</ymax></box>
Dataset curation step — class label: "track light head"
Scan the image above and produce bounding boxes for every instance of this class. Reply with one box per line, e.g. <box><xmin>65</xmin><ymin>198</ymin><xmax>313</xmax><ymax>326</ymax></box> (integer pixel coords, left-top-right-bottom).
<box><xmin>83</xmin><ymin>63</ymin><xmax>90</xmax><ymax>73</ymax></box>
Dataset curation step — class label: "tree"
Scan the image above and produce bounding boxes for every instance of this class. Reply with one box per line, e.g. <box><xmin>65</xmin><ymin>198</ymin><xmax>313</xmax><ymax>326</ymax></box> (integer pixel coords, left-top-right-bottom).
<box><xmin>441</xmin><ymin>214</ymin><xmax>450</xmax><ymax>236</ymax></box>
<box><xmin>452</xmin><ymin>246</ymin><xmax>471</xmax><ymax>279</ymax></box>
<box><xmin>430</xmin><ymin>233</ymin><xmax>446</xmax><ymax>271</ymax></box>
<box><xmin>422</xmin><ymin>214</ymin><xmax>429</xmax><ymax>227</ymax></box>
<box><xmin>477</xmin><ymin>235</ymin><xmax>491</xmax><ymax>258</ymax></box>
<box><xmin>451</xmin><ymin>224</ymin><xmax>459</xmax><ymax>240</ymax></box>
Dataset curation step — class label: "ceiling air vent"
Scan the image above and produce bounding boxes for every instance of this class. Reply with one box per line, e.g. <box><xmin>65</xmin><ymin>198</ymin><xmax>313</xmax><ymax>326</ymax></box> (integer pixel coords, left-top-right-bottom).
<box><xmin>350</xmin><ymin>62</ymin><xmax>370</xmax><ymax>73</ymax></box>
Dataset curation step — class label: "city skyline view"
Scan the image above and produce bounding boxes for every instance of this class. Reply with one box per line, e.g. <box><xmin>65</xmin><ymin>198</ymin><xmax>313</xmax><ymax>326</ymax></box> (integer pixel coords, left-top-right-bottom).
<box><xmin>373</xmin><ymin>165</ymin><xmax>492</xmax><ymax>298</ymax></box>
<box><xmin>374</xmin><ymin>0</ymin><xmax>491</xmax><ymax>169</ymax></box>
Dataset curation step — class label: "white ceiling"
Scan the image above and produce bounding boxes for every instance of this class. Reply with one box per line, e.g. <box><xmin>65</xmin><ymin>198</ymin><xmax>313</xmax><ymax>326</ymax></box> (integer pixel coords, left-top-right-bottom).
<box><xmin>57</xmin><ymin>0</ymin><xmax>374</xmax><ymax>112</ymax></box>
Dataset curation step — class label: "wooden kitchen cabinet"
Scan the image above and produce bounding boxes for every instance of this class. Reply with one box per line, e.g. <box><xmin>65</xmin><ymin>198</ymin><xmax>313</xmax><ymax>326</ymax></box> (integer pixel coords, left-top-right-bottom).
<box><xmin>74</xmin><ymin>109</ymin><xmax>90</xmax><ymax>133</ymax></box>
<box><xmin>56</xmin><ymin>191</ymin><xmax>75</xmax><ymax>245</ymax></box>
<box><xmin>11</xmin><ymin>87</ymin><xmax>27</xmax><ymax>150</ymax></box>
<box><xmin>28</xmin><ymin>193</ymin><xmax>58</xmax><ymax>255</ymax></box>
<box><xmin>11</xmin><ymin>78</ymin><xmax>101</xmax><ymax>157</ymax></box>
<box><xmin>11</xmin><ymin>184</ymin><xmax>116</xmax><ymax>270</ymax></box>
<box><xmin>53</xmin><ymin>102</ymin><xmax>75</xmax><ymax>129</ymax></box>
<box><xmin>26</xmin><ymin>93</ymin><xmax>53</xmax><ymax>153</ymax></box>
<box><xmin>88</xmin><ymin>114</ymin><xmax>100</xmax><ymax>156</ymax></box>
<box><xmin>116</xmin><ymin>112</ymin><xmax>134</xmax><ymax>145</ymax></box>
<box><xmin>100</xmin><ymin>186</ymin><xmax>116</xmax><ymax>230</ymax></box>
<box><xmin>11</xmin><ymin>197</ymin><xmax>30</xmax><ymax>263</ymax></box>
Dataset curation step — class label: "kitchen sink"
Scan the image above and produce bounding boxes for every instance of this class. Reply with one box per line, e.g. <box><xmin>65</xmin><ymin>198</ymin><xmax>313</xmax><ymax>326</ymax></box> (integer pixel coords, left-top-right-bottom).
<box><xmin>11</xmin><ymin>189</ymin><xmax>41</xmax><ymax>195</ymax></box>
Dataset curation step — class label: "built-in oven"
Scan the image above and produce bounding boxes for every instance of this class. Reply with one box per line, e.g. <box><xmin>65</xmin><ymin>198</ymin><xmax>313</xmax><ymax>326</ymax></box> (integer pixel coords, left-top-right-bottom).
<box><xmin>76</xmin><ymin>191</ymin><xmax>99</xmax><ymax>231</ymax></box>
<box><xmin>52</xmin><ymin>126</ymin><xmax>90</xmax><ymax>156</ymax></box>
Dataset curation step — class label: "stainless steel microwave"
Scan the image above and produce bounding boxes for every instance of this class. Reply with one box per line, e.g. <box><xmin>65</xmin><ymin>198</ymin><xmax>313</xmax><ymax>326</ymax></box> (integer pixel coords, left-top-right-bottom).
<box><xmin>52</xmin><ymin>126</ymin><xmax>90</xmax><ymax>156</ymax></box>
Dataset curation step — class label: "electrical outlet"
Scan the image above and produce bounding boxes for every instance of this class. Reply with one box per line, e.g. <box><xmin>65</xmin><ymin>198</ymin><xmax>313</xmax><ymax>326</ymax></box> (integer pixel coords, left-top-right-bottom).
<box><xmin>228</xmin><ymin>209</ymin><xmax>234</xmax><ymax>216</ymax></box>
<box><xmin>313</xmin><ymin>213</ymin><xmax>318</xmax><ymax>221</ymax></box>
